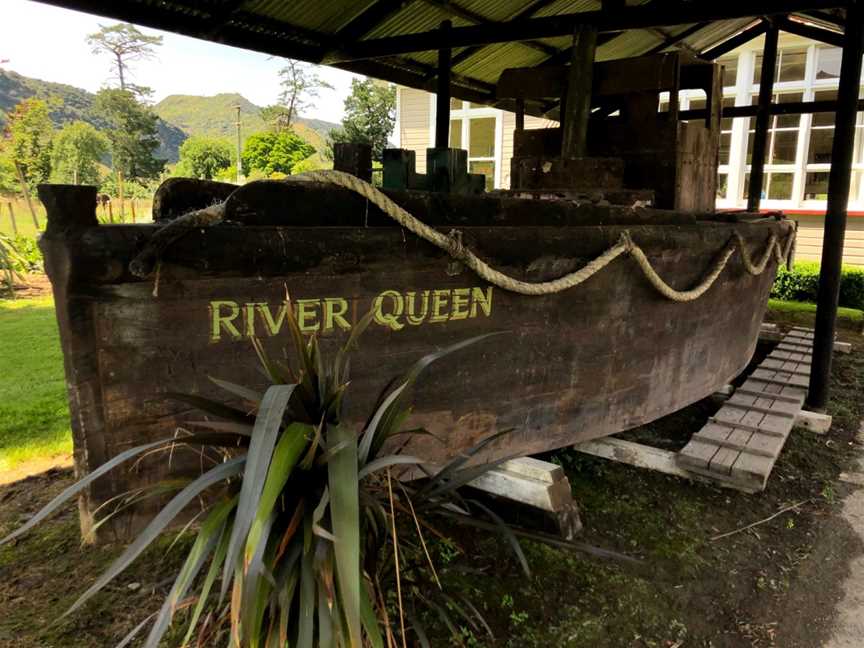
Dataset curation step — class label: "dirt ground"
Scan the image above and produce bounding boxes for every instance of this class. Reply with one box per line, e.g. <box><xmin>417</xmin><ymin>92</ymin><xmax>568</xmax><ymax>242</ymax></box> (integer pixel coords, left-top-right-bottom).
<box><xmin>0</xmin><ymin>315</ymin><xmax>862</xmax><ymax>647</ymax></box>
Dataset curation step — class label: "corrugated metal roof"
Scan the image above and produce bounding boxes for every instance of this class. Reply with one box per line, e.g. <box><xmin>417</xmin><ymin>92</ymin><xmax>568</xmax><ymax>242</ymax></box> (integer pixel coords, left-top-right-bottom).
<box><xmin>29</xmin><ymin>0</ymin><xmax>847</xmax><ymax>106</ymax></box>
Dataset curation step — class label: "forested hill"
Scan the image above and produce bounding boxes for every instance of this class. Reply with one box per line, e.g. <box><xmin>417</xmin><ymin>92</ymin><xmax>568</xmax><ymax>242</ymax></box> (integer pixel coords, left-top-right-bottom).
<box><xmin>0</xmin><ymin>69</ymin><xmax>186</xmax><ymax>162</ymax></box>
<box><xmin>153</xmin><ymin>92</ymin><xmax>338</xmax><ymax>153</ymax></box>
<box><xmin>0</xmin><ymin>71</ymin><xmax>339</xmax><ymax>163</ymax></box>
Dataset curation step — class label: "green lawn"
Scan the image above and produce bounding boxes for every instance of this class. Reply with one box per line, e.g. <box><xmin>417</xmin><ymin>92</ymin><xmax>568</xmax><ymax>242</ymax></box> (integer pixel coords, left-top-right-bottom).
<box><xmin>0</xmin><ymin>296</ymin><xmax>71</xmax><ymax>470</ymax></box>
<box><xmin>768</xmin><ymin>298</ymin><xmax>864</xmax><ymax>328</ymax></box>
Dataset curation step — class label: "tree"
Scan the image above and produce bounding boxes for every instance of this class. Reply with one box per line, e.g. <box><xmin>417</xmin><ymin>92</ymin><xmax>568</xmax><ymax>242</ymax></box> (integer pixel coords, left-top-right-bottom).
<box><xmin>175</xmin><ymin>136</ymin><xmax>232</xmax><ymax>180</ymax></box>
<box><xmin>50</xmin><ymin>121</ymin><xmax>109</xmax><ymax>185</ymax></box>
<box><xmin>259</xmin><ymin>105</ymin><xmax>293</xmax><ymax>134</ymax></box>
<box><xmin>272</xmin><ymin>60</ymin><xmax>333</xmax><ymax>130</ymax></box>
<box><xmin>329</xmin><ymin>79</ymin><xmax>396</xmax><ymax>161</ymax></box>
<box><xmin>87</xmin><ymin>23</ymin><xmax>162</xmax><ymax>97</ymax></box>
<box><xmin>241</xmin><ymin>131</ymin><xmax>315</xmax><ymax>177</ymax></box>
<box><xmin>92</xmin><ymin>88</ymin><xmax>163</xmax><ymax>183</ymax></box>
<box><xmin>2</xmin><ymin>98</ymin><xmax>54</xmax><ymax>189</ymax></box>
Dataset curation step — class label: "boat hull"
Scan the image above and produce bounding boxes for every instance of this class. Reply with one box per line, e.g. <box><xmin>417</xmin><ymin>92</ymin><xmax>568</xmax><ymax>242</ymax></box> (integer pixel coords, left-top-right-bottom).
<box><xmin>38</xmin><ymin>183</ymin><xmax>792</xmax><ymax>535</ymax></box>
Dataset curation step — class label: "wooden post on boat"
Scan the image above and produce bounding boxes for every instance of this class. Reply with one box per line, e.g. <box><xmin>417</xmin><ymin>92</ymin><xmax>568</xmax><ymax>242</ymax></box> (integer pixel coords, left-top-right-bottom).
<box><xmin>747</xmin><ymin>23</ymin><xmax>778</xmax><ymax>213</ymax></box>
<box><xmin>808</xmin><ymin>0</ymin><xmax>864</xmax><ymax>411</ymax></box>
<box><xmin>6</xmin><ymin>202</ymin><xmax>17</xmax><ymax>236</ymax></box>
<box><xmin>333</xmin><ymin>142</ymin><xmax>372</xmax><ymax>182</ymax></box>
<box><xmin>434</xmin><ymin>19</ymin><xmax>452</xmax><ymax>151</ymax></box>
<box><xmin>560</xmin><ymin>24</ymin><xmax>597</xmax><ymax>158</ymax></box>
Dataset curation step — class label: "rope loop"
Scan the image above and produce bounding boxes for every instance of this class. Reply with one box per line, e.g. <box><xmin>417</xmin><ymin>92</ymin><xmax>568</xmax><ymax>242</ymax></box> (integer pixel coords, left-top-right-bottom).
<box><xmin>129</xmin><ymin>169</ymin><xmax>795</xmax><ymax>303</ymax></box>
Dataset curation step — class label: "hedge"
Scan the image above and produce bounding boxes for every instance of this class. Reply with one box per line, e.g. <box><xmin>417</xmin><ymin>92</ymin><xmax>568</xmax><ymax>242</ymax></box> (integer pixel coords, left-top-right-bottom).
<box><xmin>771</xmin><ymin>260</ymin><xmax>864</xmax><ymax>310</ymax></box>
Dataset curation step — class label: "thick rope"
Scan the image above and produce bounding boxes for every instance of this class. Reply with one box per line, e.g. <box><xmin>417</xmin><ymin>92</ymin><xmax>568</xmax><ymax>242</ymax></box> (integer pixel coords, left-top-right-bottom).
<box><xmin>129</xmin><ymin>169</ymin><xmax>794</xmax><ymax>302</ymax></box>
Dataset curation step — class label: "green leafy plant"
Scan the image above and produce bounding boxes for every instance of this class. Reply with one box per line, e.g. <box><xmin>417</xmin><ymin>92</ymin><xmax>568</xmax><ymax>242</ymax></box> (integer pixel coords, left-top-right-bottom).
<box><xmin>0</xmin><ymin>233</ymin><xmax>33</xmax><ymax>296</ymax></box>
<box><xmin>772</xmin><ymin>260</ymin><xmax>864</xmax><ymax>310</ymax></box>
<box><xmin>1</xmin><ymin>304</ymin><xmax>532</xmax><ymax>647</ymax></box>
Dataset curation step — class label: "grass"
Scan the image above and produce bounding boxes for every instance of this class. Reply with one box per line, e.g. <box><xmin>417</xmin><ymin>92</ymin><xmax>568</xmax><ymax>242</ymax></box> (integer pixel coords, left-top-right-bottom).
<box><xmin>0</xmin><ymin>295</ymin><xmax>71</xmax><ymax>470</ymax></box>
<box><xmin>768</xmin><ymin>298</ymin><xmax>864</xmax><ymax>328</ymax></box>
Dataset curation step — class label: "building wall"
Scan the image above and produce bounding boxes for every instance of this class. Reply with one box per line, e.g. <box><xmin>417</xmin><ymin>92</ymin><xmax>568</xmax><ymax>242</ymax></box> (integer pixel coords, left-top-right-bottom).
<box><xmin>396</xmin><ymin>32</ymin><xmax>864</xmax><ymax>266</ymax></box>
<box><xmin>395</xmin><ymin>87</ymin><xmax>554</xmax><ymax>187</ymax></box>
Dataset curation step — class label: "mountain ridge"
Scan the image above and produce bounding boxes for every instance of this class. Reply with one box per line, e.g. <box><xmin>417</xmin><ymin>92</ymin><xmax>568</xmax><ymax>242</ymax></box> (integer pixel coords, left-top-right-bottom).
<box><xmin>0</xmin><ymin>70</ymin><xmax>338</xmax><ymax>163</ymax></box>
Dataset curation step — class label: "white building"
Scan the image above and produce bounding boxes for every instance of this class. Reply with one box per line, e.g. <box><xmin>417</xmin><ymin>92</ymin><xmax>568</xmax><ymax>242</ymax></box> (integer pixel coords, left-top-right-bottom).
<box><xmin>394</xmin><ymin>33</ymin><xmax>864</xmax><ymax>266</ymax></box>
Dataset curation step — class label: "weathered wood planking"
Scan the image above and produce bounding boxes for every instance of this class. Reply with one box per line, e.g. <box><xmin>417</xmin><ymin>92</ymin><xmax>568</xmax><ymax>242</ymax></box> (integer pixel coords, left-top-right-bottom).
<box><xmin>38</xmin><ymin>183</ymin><xmax>791</xmax><ymax>536</ymax></box>
<box><xmin>678</xmin><ymin>327</ymin><xmax>819</xmax><ymax>492</ymax></box>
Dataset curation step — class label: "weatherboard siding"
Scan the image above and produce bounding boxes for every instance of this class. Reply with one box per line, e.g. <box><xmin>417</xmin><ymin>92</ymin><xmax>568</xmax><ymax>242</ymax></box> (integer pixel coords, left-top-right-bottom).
<box><xmin>790</xmin><ymin>215</ymin><xmax>864</xmax><ymax>267</ymax></box>
<box><xmin>397</xmin><ymin>87</ymin><xmax>431</xmax><ymax>174</ymax></box>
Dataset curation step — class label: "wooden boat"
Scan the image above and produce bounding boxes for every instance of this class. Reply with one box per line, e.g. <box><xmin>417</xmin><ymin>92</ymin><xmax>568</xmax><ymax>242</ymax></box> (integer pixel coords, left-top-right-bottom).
<box><xmin>36</xmin><ymin>52</ymin><xmax>794</xmax><ymax>534</ymax></box>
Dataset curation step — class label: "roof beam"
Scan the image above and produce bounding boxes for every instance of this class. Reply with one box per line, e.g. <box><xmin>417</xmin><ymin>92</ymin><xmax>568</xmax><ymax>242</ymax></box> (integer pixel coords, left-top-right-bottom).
<box><xmin>419</xmin><ymin>0</ymin><xmax>559</xmax><ymax>56</ymax></box>
<box><xmin>322</xmin><ymin>1</ymin><xmax>847</xmax><ymax>63</ymax></box>
<box><xmin>700</xmin><ymin>19</ymin><xmax>769</xmax><ymax>60</ymax></box>
<box><xmin>643</xmin><ymin>22</ymin><xmax>709</xmax><ymax>55</ymax></box>
<box><xmin>335</xmin><ymin>0</ymin><xmax>411</xmax><ymax>42</ymax></box>
<box><xmin>775</xmin><ymin>15</ymin><xmax>845</xmax><ymax>47</ymax></box>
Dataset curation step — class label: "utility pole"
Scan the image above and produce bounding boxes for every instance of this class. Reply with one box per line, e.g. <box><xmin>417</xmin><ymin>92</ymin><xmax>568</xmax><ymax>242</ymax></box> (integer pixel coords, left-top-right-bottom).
<box><xmin>234</xmin><ymin>105</ymin><xmax>243</xmax><ymax>184</ymax></box>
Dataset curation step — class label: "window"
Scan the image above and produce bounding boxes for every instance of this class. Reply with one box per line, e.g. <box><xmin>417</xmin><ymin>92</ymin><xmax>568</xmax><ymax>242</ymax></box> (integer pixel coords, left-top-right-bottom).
<box><xmin>442</xmin><ymin>101</ymin><xmax>500</xmax><ymax>190</ymax></box>
<box><xmin>718</xmin><ymin>41</ymin><xmax>864</xmax><ymax>210</ymax></box>
<box><xmin>754</xmin><ymin>48</ymin><xmax>807</xmax><ymax>84</ymax></box>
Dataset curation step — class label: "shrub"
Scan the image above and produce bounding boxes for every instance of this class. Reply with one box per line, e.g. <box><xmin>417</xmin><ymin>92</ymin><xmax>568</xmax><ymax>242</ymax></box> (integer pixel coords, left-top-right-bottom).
<box><xmin>0</xmin><ymin>308</ymin><xmax>552</xmax><ymax>646</ymax></box>
<box><xmin>771</xmin><ymin>261</ymin><xmax>864</xmax><ymax>310</ymax></box>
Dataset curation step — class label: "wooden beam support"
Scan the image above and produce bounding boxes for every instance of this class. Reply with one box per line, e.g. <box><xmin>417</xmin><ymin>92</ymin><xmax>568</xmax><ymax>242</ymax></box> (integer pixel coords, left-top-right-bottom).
<box><xmin>335</xmin><ymin>0</ymin><xmax>409</xmax><ymax>42</ymax></box>
<box><xmin>701</xmin><ymin>20</ymin><xmax>769</xmax><ymax>60</ymax></box>
<box><xmin>747</xmin><ymin>24</ymin><xmax>778</xmax><ymax>213</ymax></box>
<box><xmin>795</xmin><ymin>409</ymin><xmax>833</xmax><ymax>433</ymax></box>
<box><xmin>775</xmin><ymin>15</ymin><xmax>845</xmax><ymax>47</ymax></box>
<box><xmin>322</xmin><ymin>1</ymin><xmax>845</xmax><ymax>63</ymax></box>
<box><xmin>561</xmin><ymin>24</ymin><xmax>598</xmax><ymax>158</ymax></box>
<box><xmin>644</xmin><ymin>22</ymin><xmax>710</xmax><ymax>55</ymax></box>
<box><xmin>435</xmin><ymin>20</ymin><xmax>453</xmax><ymax>150</ymax></box>
<box><xmin>679</xmin><ymin>97</ymin><xmax>864</xmax><ymax>120</ymax></box>
<box><xmin>420</xmin><ymin>0</ymin><xmax>559</xmax><ymax>56</ymax></box>
<box><xmin>809</xmin><ymin>0</ymin><xmax>864</xmax><ymax>411</ymax></box>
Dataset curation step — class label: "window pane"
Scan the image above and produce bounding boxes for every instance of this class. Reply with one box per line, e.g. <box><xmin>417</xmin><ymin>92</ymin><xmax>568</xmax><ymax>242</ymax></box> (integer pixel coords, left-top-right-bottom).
<box><xmin>804</xmin><ymin>171</ymin><xmax>830</xmax><ymax>200</ymax></box>
<box><xmin>717</xmin><ymin>173</ymin><xmax>728</xmax><ymax>199</ymax></box>
<box><xmin>468</xmin><ymin>117</ymin><xmax>495</xmax><ymax>157</ymax></box>
<box><xmin>767</xmin><ymin>173</ymin><xmax>793</xmax><ymax>199</ymax></box>
<box><xmin>718</xmin><ymin>56</ymin><xmax>738</xmax><ymax>87</ymax></box>
<box><xmin>813</xmin><ymin>89</ymin><xmax>838</xmax><ymax>127</ymax></box>
<box><xmin>816</xmin><ymin>46</ymin><xmax>843</xmax><ymax>80</ymax></box>
<box><xmin>808</xmin><ymin>128</ymin><xmax>834</xmax><ymax>164</ymax></box>
<box><xmin>753</xmin><ymin>49</ymin><xmax>806</xmax><ymax>84</ymax></box>
<box><xmin>450</xmin><ymin>98</ymin><xmax>462</xmax><ymax>110</ymax></box>
<box><xmin>770</xmin><ymin>130</ymin><xmax>798</xmax><ymax>164</ymax></box>
<box><xmin>469</xmin><ymin>160</ymin><xmax>495</xmax><ymax>191</ymax></box>
<box><xmin>449</xmin><ymin>119</ymin><xmax>462</xmax><ymax>148</ymax></box>
<box><xmin>720</xmin><ymin>132</ymin><xmax>732</xmax><ymax>165</ymax></box>
<box><xmin>744</xmin><ymin>173</ymin><xmax>793</xmax><ymax>201</ymax></box>
<box><xmin>776</xmin><ymin>92</ymin><xmax>804</xmax><ymax>128</ymax></box>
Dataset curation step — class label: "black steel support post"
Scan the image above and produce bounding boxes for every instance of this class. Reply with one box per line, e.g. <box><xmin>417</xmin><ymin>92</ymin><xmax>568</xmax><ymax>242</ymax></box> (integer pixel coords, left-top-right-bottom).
<box><xmin>807</xmin><ymin>1</ymin><xmax>864</xmax><ymax>411</ymax></box>
<box><xmin>435</xmin><ymin>20</ymin><xmax>453</xmax><ymax>149</ymax></box>
<box><xmin>747</xmin><ymin>25</ymin><xmax>778</xmax><ymax>212</ymax></box>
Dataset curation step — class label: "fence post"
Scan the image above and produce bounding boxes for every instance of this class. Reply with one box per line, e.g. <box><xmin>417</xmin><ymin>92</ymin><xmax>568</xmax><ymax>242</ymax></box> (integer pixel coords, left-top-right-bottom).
<box><xmin>130</xmin><ymin>199</ymin><xmax>137</xmax><ymax>223</ymax></box>
<box><xmin>6</xmin><ymin>203</ymin><xmax>18</xmax><ymax>236</ymax></box>
<box><xmin>107</xmin><ymin>200</ymin><xmax>114</xmax><ymax>224</ymax></box>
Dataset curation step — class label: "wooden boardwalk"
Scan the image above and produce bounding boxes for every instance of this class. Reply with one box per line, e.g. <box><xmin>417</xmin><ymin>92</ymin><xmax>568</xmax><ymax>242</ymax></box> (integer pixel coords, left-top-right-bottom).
<box><xmin>677</xmin><ymin>327</ymin><xmax>815</xmax><ymax>492</ymax></box>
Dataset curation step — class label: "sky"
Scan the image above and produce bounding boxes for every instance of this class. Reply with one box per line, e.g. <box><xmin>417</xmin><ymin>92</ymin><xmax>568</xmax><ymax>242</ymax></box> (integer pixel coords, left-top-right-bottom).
<box><xmin>0</xmin><ymin>0</ymin><xmax>360</xmax><ymax>123</ymax></box>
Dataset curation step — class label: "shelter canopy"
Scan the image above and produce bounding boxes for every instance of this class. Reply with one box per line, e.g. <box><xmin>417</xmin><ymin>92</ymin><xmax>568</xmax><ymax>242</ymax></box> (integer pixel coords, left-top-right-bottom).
<box><xmin>33</xmin><ymin>0</ymin><xmax>848</xmax><ymax>114</ymax></box>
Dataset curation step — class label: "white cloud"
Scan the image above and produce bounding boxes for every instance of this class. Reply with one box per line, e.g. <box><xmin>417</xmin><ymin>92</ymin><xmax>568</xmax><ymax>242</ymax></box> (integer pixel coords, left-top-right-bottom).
<box><xmin>1</xmin><ymin>0</ymin><xmax>360</xmax><ymax>123</ymax></box>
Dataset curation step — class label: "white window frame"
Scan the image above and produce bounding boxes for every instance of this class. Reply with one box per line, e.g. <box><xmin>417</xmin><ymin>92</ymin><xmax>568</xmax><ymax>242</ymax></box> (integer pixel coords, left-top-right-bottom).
<box><xmin>429</xmin><ymin>96</ymin><xmax>504</xmax><ymax>189</ymax></box>
<box><xmin>711</xmin><ymin>36</ymin><xmax>864</xmax><ymax>212</ymax></box>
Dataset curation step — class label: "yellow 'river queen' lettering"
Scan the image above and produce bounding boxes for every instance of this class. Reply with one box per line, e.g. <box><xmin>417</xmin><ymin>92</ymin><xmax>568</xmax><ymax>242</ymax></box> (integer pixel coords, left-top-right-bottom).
<box><xmin>209</xmin><ymin>287</ymin><xmax>493</xmax><ymax>341</ymax></box>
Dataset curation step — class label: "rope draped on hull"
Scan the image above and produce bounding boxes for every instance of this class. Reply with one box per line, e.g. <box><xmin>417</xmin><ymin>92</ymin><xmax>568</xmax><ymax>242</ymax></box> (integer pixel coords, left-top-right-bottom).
<box><xmin>129</xmin><ymin>170</ymin><xmax>795</xmax><ymax>302</ymax></box>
